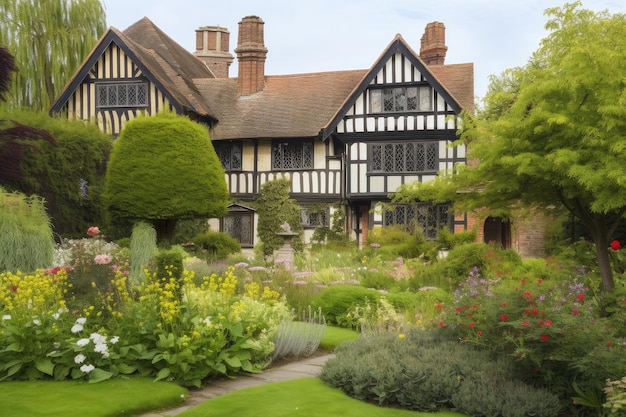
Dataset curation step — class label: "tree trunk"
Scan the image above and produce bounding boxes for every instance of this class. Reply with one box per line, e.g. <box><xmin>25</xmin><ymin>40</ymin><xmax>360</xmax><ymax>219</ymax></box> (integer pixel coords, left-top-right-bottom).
<box><xmin>592</xmin><ymin>235</ymin><xmax>615</xmax><ymax>292</ymax></box>
<box><xmin>153</xmin><ymin>219</ymin><xmax>177</xmax><ymax>245</ymax></box>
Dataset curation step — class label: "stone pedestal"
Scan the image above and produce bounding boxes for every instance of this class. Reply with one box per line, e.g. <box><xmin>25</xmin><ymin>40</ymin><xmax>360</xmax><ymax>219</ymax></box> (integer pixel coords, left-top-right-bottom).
<box><xmin>273</xmin><ymin>222</ymin><xmax>299</xmax><ymax>263</ymax></box>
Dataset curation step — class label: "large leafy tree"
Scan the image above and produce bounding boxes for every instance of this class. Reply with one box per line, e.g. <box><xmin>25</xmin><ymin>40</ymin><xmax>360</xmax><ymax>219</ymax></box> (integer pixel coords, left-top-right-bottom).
<box><xmin>103</xmin><ymin>112</ymin><xmax>229</xmax><ymax>243</ymax></box>
<box><xmin>0</xmin><ymin>0</ymin><xmax>106</xmax><ymax>110</ymax></box>
<box><xmin>393</xmin><ymin>2</ymin><xmax>626</xmax><ymax>292</ymax></box>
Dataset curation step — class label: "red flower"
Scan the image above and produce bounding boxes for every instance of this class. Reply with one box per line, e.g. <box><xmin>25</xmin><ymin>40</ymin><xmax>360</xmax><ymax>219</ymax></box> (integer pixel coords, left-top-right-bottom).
<box><xmin>500</xmin><ymin>314</ymin><xmax>509</xmax><ymax>321</ymax></box>
<box><xmin>11</xmin><ymin>286</ymin><xmax>17</xmax><ymax>292</ymax></box>
<box><xmin>538</xmin><ymin>320</ymin><xmax>544</xmax><ymax>327</ymax></box>
<box><xmin>537</xmin><ymin>279</ymin><xmax>543</xmax><ymax>285</ymax></box>
<box><xmin>521</xmin><ymin>279</ymin><xmax>526</xmax><ymax>285</ymax></box>
<box><xmin>477</xmin><ymin>330</ymin><xmax>483</xmax><ymax>337</ymax></box>
<box><xmin>540</xmin><ymin>334</ymin><xmax>549</xmax><ymax>342</ymax></box>
<box><xmin>469</xmin><ymin>322</ymin><xmax>475</xmax><ymax>328</ymax></box>
<box><xmin>456</xmin><ymin>307</ymin><xmax>462</xmax><ymax>313</ymax></box>
<box><xmin>611</xmin><ymin>240</ymin><xmax>621</xmax><ymax>251</ymax></box>
<box><xmin>608</xmin><ymin>341</ymin><xmax>613</xmax><ymax>346</ymax></box>
<box><xmin>571</xmin><ymin>309</ymin><xmax>580</xmax><ymax>315</ymax></box>
<box><xmin>545</xmin><ymin>320</ymin><xmax>552</xmax><ymax>326</ymax></box>
<box><xmin>521</xmin><ymin>321</ymin><xmax>529</xmax><ymax>326</ymax></box>
<box><xmin>438</xmin><ymin>321</ymin><xmax>445</xmax><ymax>327</ymax></box>
<box><xmin>436</xmin><ymin>304</ymin><xmax>443</xmax><ymax>310</ymax></box>
<box><xmin>532</xmin><ymin>309</ymin><xmax>538</xmax><ymax>316</ymax></box>
<box><xmin>577</xmin><ymin>293</ymin><xmax>585</xmax><ymax>301</ymax></box>
<box><xmin>501</xmin><ymin>302</ymin><xmax>507</xmax><ymax>307</ymax></box>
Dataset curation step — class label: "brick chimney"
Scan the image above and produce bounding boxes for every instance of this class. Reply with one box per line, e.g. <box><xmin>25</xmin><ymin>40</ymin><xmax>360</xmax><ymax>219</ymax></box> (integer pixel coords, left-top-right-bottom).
<box><xmin>234</xmin><ymin>16</ymin><xmax>267</xmax><ymax>95</ymax></box>
<box><xmin>194</xmin><ymin>25</ymin><xmax>234</xmax><ymax>78</ymax></box>
<box><xmin>420</xmin><ymin>22</ymin><xmax>447</xmax><ymax>65</ymax></box>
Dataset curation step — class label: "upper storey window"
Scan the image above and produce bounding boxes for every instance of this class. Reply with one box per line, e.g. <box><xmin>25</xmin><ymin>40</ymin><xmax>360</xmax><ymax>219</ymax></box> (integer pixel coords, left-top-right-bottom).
<box><xmin>370</xmin><ymin>86</ymin><xmax>432</xmax><ymax>113</ymax></box>
<box><xmin>214</xmin><ymin>141</ymin><xmax>242</xmax><ymax>171</ymax></box>
<box><xmin>272</xmin><ymin>140</ymin><xmax>313</xmax><ymax>170</ymax></box>
<box><xmin>96</xmin><ymin>82</ymin><xmax>148</xmax><ymax>108</ymax></box>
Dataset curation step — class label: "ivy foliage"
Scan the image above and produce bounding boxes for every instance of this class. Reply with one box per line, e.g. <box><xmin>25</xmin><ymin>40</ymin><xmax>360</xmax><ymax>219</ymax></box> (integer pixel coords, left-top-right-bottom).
<box><xmin>103</xmin><ymin>112</ymin><xmax>229</xmax><ymax>243</ymax></box>
<box><xmin>254</xmin><ymin>178</ymin><xmax>303</xmax><ymax>257</ymax></box>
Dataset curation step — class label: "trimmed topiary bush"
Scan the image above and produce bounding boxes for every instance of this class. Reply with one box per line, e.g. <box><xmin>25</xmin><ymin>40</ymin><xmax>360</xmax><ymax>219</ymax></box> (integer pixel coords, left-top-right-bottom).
<box><xmin>191</xmin><ymin>231</ymin><xmax>241</xmax><ymax>261</ymax></box>
<box><xmin>310</xmin><ymin>285</ymin><xmax>381</xmax><ymax>328</ymax></box>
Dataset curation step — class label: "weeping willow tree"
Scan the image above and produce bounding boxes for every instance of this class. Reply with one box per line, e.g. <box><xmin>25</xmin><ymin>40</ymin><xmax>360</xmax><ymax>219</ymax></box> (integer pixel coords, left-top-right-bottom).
<box><xmin>0</xmin><ymin>0</ymin><xmax>106</xmax><ymax>111</ymax></box>
<box><xmin>0</xmin><ymin>187</ymin><xmax>55</xmax><ymax>272</ymax></box>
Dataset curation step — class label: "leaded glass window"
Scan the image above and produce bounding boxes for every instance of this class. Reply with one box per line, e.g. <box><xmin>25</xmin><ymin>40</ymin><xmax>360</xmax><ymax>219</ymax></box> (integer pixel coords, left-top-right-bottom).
<box><xmin>272</xmin><ymin>140</ymin><xmax>314</xmax><ymax>170</ymax></box>
<box><xmin>369</xmin><ymin>142</ymin><xmax>437</xmax><ymax>173</ymax></box>
<box><xmin>223</xmin><ymin>213</ymin><xmax>253</xmax><ymax>247</ymax></box>
<box><xmin>300</xmin><ymin>208</ymin><xmax>328</xmax><ymax>227</ymax></box>
<box><xmin>97</xmin><ymin>82</ymin><xmax>148</xmax><ymax>108</ymax></box>
<box><xmin>370</xmin><ymin>86</ymin><xmax>432</xmax><ymax>113</ymax></box>
<box><xmin>383</xmin><ymin>203</ymin><xmax>451</xmax><ymax>239</ymax></box>
<box><xmin>214</xmin><ymin>141</ymin><xmax>242</xmax><ymax>171</ymax></box>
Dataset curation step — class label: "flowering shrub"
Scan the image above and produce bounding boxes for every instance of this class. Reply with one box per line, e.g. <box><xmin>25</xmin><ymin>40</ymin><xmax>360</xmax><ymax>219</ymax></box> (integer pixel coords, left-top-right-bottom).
<box><xmin>437</xmin><ymin>267</ymin><xmax>626</xmax><ymax>413</ymax></box>
<box><xmin>0</xmin><ymin>265</ymin><xmax>290</xmax><ymax>387</ymax></box>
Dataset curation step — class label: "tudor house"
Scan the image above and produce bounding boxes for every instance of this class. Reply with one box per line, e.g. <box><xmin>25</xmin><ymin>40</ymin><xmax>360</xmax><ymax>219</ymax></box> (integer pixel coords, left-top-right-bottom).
<box><xmin>51</xmin><ymin>15</ymin><xmax>541</xmax><ymax>256</ymax></box>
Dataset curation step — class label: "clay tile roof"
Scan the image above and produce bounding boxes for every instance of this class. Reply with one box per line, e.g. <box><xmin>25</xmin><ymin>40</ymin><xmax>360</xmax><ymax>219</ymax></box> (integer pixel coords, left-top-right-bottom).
<box><xmin>121</xmin><ymin>17</ymin><xmax>217</xmax><ymax>117</ymax></box>
<box><xmin>194</xmin><ymin>70</ymin><xmax>367</xmax><ymax>140</ymax></box>
<box><xmin>429</xmin><ymin>63</ymin><xmax>475</xmax><ymax>114</ymax></box>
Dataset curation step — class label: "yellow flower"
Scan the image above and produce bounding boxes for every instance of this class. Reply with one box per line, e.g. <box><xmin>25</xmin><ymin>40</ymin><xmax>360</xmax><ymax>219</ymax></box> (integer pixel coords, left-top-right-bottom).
<box><xmin>398</xmin><ymin>334</ymin><xmax>405</xmax><ymax>339</ymax></box>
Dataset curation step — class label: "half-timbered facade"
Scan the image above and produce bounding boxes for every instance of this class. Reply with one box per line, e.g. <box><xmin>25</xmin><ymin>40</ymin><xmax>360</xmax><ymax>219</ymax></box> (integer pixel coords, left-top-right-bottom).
<box><xmin>51</xmin><ymin>16</ymin><xmax>481</xmax><ymax>250</ymax></box>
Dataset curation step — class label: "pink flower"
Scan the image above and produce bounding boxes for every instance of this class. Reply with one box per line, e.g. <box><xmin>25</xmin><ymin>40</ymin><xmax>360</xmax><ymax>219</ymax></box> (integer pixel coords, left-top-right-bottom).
<box><xmin>87</xmin><ymin>226</ymin><xmax>100</xmax><ymax>236</ymax></box>
<box><xmin>94</xmin><ymin>254</ymin><xmax>112</xmax><ymax>265</ymax></box>
<box><xmin>477</xmin><ymin>331</ymin><xmax>483</xmax><ymax>337</ymax></box>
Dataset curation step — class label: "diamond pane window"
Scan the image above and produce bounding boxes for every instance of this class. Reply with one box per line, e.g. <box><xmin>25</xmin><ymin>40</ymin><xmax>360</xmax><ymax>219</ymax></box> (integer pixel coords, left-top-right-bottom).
<box><xmin>383</xmin><ymin>203</ymin><xmax>451</xmax><ymax>239</ymax></box>
<box><xmin>214</xmin><ymin>141</ymin><xmax>242</xmax><ymax>171</ymax></box>
<box><xmin>272</xmin><ymin>140</ymin><xmax>314</xmax><ymax>170</ymax></box>
<box><xmin>370</xmin><ymin>86</ymin><xmax>428</xmax><ymax>113</ymax></box>
<box><xmin>96</xmin><ymin>82</ymin><xmax>148</xmax><ymax>108</ymax></box>
<box><xmin>369</xmin><ymin>142</ymin><xmax>438</xmax><ymax>173</ymax></box>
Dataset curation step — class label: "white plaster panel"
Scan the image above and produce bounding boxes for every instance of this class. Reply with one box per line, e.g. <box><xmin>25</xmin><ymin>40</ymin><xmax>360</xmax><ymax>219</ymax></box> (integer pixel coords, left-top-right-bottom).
<box><xmin>350</xmin><ymin>163</ymin><xmax>359</xmax><ymax>192</ymax></box>
<box><xmin>359</xmin><ymin>164</ymin><xmax>367</xmax><ymax>192</ymax></box>
<box><xmin>355</xmin><ymin>117</ymin><xmax>364</xmax><ymax>132</ymax></box>
<box><xmin>350</xmin><ymin>143</ymin><xmax>359</xmax><ymax>161</ymax></box>
<box><xmin>385</xmin><ymin>60</ymin><xmax>393</xmax><ymax>83</ymax></box>
<box><xmin>395</xmin><ymin>52</ymin><xmax>403</xmax><ymax>81</ymax></box>
<box><xmin>354</xmin><ymin>95</ymin><xmax>365</xmax><ymax>115</ymax></box>
<box><xmin>334</xmin><ymin>171</ymin><xmax>341</xmax><ymax>194</ymax></box>
<box><xmin>337</xmin><ymin>121</ymin><xmax>345</xmax><ymax>133</ymax></box>
<box><xmin>439</xmin><ymin>140</ymin><xmax>448</xmax><ymax>156</ymax></box>
<box><xmin>387</xmin><ymin>176</ymin><xmax>402</xmax><ymax>192</ymax></box>
<box><xmin>397</xmin><ymin>117</ymin><xmax>405</xmax><ymax>131</ymax></box>
<box><xmin>329</xmin><ymin>159</ymin><xmax>341</xmax><ymax>170</ymax></box>
<box><xmin>370</xmin><ymin>176</ymin><xmax>384</xmax><ymax>193</ymax></box>
<box><xmin>378</xmin><ymin>117</ymin><xmax>385</xmax><ymax>131</ymax></box>
<box><xmin>437</xmin><ymin>97</ymin><xmax>446</xmax><ymax>111</ymax></box>
<box><xmin>407</xmin><ymin>116</ymin><xmax>415</xmax><ymax>130</ymax></box>
<box><xmin>387</xmin><ymin>117</ymin><xmax>395</xmax><ymax>131</ymax></box>
<box><xmin>404</xmin><ymin>175</ymin><xmax>419</xmax><ymax>183</ymax></box>
<box><xmin>437</xmin><ymin>115</ymin><xmax>446</xmax><ymax>129</ymax></box>
<box><xmin>417</xmin><ymin>115</ymin><xmax>425</xmax><ymax>130</ymax></box>
<box><xmin>422</xmin><ymin>174</ymin><xmax>436</xmax><ymax>183</ymax></box>
<box><xmin>359</xmin><ymin>142</ymin><xmax>367</xmax><ymax>160</ymax></box>
<box><xmin>427</xmin><ymin>115</ymin><xmax>435</xmax><ymax>130</ymax></box>
<box><xmin>303</xmin><ymin>172</ymin><xmax>311</xmax><ymax>193</ymax></box>
<box><xmin>366</xmin><ymin>117</ymin><xmax>376</xmax><ymax>131</ymax></box>
<box><xmin>457</xmin><ymin>144</ymin><xmax>466</xmax><ymax>158</ymax></box>
<box><xmin>320</xmin><ymin>171</ymin><xmax>326</xmax><ymax>193</ymax></box>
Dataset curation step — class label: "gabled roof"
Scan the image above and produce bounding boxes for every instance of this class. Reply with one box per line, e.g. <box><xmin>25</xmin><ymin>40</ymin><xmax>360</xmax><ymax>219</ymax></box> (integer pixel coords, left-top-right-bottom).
<box><xmin>50</xmin><ymin>17</ymin><xmax>216</xmax><ymax>119</ymax></box>
<box><xmin>194</xmin><ymin>70</ymin><xmax>367</xmax><ymax>140</ymax></box>
<box><xmin>321</xmin><ymin>34</ymin><xmax>474</xmax><ymax>140</ymax></box>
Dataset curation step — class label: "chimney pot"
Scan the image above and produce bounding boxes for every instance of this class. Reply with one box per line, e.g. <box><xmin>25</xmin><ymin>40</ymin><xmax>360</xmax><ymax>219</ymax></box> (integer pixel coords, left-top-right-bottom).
<box><xmin>420</xmin><ymin>21</ymin><xmax>447</xmax><ymax>65</ymax></box>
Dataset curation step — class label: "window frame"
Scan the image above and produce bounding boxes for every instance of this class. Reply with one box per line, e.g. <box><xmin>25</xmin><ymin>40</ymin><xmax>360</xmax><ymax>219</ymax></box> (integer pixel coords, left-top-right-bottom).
<box><xmin>214</xmin><ymin>141</ymin><xmax>242</xmax><ymax>171</ymax></box>
<box><xmin>383</xmin><ymin>203</ymin><xmax>452</xmax><ymax>240</ymax></box>
<box><xmin>369</xmin><ymin>85</ymin><xmax>433</xmax><ymax>114</ymax></box>
<box><xmin>271</xmin><ymin>139</ymin><xmax>314</xmax><ymax>170</ymax></box>
<box><xmin>300</xmin><ymin>207</ymin><xmax>329</xmax><ymax>228</ymax></box>
<box><xmin>96</xmin><ymin>81</ymin><xmax>149</xmax><ymax>109</ymax></box>
<box><xmin>368</xmin><ymin>141</ymin><xmax>438</xmax><ymax>174</ymax></box>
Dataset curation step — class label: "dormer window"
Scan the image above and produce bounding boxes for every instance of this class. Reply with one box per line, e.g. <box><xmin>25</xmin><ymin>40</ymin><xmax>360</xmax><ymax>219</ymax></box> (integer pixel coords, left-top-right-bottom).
<box><xmin>96</xmin><ymin>82</ymin><xmax>148</xmax><ymax>108</ymax></box>
<box><xmin>370</xmin><ymin>86</ymin><xmax>432</xmax><ymax>113</ymax></box>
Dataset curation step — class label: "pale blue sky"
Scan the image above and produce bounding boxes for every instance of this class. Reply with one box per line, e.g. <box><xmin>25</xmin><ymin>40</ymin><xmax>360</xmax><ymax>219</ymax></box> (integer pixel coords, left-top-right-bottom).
<box><xmin>103</xmin><ymin>0</ymin><xmax>626</xmax><ymax>101</ymax></box>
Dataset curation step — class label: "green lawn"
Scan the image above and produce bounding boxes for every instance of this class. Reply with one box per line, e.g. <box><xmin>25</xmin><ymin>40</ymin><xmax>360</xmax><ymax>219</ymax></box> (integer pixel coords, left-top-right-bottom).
<box><xmin>0</xmin><ymin>377</ymin><xmax>187</xmax><ymax>417</ymax></box>
<box><xmin>319</xmin><ymin>325</ymin><xmax>359</xmax><ymax>350</ymax></box>
<box><xmin>177</xmin><ymin>377</ymin><xmax>468</xmax><ymax>417</ymax></box>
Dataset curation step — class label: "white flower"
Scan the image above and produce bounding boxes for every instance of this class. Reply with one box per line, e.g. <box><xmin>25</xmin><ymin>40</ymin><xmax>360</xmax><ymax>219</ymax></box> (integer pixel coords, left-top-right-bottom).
<box><xmin>110</xmin><ymin>336</ymin><xmax>119</xmax><ymax>344</ymax></box>
<box><xmin>53</xmin><ymin>342</ymin><xmax>61</xmax><ymax>349</ymax></box>
<box><xmin>76</xmin><ymin>317</ymin><xmax>87</xmax><ymax>325</ymax></box>
<box><xmin>32</xmin><ymin>319</ymin><xmax>41</xmax><ymax>326</ymax></box>
<box><xmin>80</xmin><ymin>364</ymin><xmax>95</xmax><ymax>373</ymax></box>
<box><xmin>52</xmin><ymin>313</ymin><xmax>60</xmax><ymax>320</ymax></box>
<box><xmin>2</xmin><ymin>315</ymin><xmax>11</xmax><ymax>321</ymax></box>
<box><xmin>94</xmin><ymin>343</ymin><xmax>109</xmax><ymax>358</ymax></box>
<box><xmin>71</xmin><ymin>323</ymin><xmax>84</xmax><ymax>333</ymax></box>
<box><xmin>77</xmin><ymin>338</ymin><xmax>90</xmax><ymax>347</ymax></box>
<box><xmin>90</xmin><ymin>333</ymin><xmax>106</xmax><ymax>345</ymax></box>
<box><xmin>74</xmin><ymin>354</ymin><xmax>86</xmax><ymax>364</ymax></box>
<box><xmin>204</xmin><ymin>316</ymin><xmax>212</xmax><ymax>325</ymax></box>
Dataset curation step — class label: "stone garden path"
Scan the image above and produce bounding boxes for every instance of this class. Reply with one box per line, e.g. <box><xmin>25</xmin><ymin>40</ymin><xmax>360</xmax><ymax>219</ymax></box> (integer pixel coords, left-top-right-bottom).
<box><xmin>137</xmin><ymin>353</ymin><xmax>335</xmax><ymax>416</ymax></box>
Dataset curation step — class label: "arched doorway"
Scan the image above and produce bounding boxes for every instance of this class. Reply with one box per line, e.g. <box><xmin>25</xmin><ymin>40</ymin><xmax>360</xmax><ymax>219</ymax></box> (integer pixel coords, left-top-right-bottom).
<box><xmin>483</xmin><ymin>217</ymin><xmax>511</xmax><ymax>249</ymax></box>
